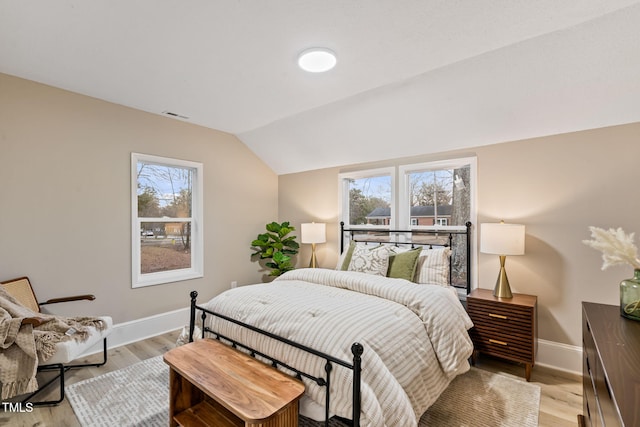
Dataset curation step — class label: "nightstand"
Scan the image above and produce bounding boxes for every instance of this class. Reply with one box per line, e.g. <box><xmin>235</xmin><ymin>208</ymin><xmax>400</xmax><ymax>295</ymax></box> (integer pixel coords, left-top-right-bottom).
<box><xmin>467</xmin><ymin>288</ymin><xmax>537</xmax><ymax>381</ymax></box>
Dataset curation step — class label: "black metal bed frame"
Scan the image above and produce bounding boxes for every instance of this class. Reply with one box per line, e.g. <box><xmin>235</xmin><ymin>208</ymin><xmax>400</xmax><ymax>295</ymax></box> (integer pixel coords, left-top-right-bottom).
<box><xmin>188</xmin><ymin>291</ymin><xmax>363</xmax><ymax>426</ymax></box>
<box><xmin>187</xmin><ymin>221</ymin><xmax>472</xmax><ymax>426</ymax></box>
<box><xmin>340</xmin><ymin>221</ymin><xmax>473</xmax><ymax>295</ymax></box>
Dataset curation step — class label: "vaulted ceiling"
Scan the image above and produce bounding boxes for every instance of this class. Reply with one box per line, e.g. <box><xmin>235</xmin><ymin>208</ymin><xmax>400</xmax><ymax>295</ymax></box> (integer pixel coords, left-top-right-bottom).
<box><xmin>2</xmin><ymin>1</ymin><xmax>640</xmax><ymax>174</ymax></box>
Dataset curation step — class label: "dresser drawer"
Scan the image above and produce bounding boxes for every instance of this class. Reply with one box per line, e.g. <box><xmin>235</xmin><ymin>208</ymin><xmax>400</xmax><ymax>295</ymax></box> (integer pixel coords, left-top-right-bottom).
<box><xmin>582</xmin><ymin>303</ymin><xmax>640</xmax><ymax>427</ymax></box>
<box><xmin>582</xmin><ymin>345</ymin><xmax>598</xmax><ymax>427</ymax></box>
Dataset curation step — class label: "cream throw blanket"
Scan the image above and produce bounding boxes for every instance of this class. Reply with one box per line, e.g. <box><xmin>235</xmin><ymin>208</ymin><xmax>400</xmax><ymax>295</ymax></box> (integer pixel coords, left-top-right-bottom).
<box><xmin>0</xmin><ymin>287</ymin><xmax>105</xmax><ymax>399</ymax></box>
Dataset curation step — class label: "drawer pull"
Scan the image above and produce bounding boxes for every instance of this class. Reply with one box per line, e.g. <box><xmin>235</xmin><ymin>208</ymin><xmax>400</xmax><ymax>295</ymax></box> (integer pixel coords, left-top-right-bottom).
<box><xmin>488</xmin><ymin>313</ymin><xmax>508</xmax><ymax>320</ymax></box>
<box><xmin>489</xmin><ymin>339</ymin><xmax>508</xmax><ymax>346</ymax></box>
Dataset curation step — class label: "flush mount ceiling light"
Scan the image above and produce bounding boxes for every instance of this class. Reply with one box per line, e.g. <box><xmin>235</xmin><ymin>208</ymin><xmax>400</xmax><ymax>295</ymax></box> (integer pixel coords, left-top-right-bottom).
<box><xmin>297</xmin><ymin>47</ymin><xmax>337</xmax><ymax>73</ymax></box>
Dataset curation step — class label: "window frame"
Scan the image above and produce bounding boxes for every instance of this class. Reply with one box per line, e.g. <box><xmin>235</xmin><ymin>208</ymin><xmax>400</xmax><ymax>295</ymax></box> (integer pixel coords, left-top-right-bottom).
<box><xmin>338</xmin><ymin>167</ymin><xmax>396</xmax><ymax>229</ymax></box>
<box><xmin>339</xmin><ymin>158</ymin><xmax>477</xmax><ymax>290</ymax></box>
<box><xmin>131</xmin><ymin>153</ymin><xmax>204</xmax><ymax>288</ymax></box>
<box><xmin>398</xmin><ymin>157</ymin><xmax>477</xmax><ymax>232</ymax></box>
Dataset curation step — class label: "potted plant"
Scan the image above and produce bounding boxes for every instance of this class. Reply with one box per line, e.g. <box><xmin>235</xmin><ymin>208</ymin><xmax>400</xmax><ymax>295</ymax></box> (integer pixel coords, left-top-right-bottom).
<box><xmin>251</xmin><ymin>221</ymin><xmax>300</xmax><ymax>277</ymax></box>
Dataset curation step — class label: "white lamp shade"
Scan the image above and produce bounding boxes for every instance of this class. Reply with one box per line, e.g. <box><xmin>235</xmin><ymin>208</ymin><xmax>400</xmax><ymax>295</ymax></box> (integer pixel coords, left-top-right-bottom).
<box><xmin>480</xmin><ymin>223</ymin><xmax>525</xmax><ymax>255</ymax></box>
<box><xmin>301</xmin><ymin>223</ymin><xmax>326</xmax><ymax>244</ymax></box>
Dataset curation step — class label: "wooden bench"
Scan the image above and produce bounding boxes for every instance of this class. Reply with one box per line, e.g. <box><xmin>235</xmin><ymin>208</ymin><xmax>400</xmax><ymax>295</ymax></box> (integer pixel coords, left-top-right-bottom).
<box><xmin>163</xmin><ymin>338</ymin><xmax>305</xmax><ymax>427</ymax></box>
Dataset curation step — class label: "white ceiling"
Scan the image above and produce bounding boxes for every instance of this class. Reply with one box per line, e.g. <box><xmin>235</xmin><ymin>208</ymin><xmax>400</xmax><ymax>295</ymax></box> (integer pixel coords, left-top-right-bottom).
<box><xmin>2</xmin><ymin>1</ymin><xmax>640</xmax><ymax>174</ymax></box>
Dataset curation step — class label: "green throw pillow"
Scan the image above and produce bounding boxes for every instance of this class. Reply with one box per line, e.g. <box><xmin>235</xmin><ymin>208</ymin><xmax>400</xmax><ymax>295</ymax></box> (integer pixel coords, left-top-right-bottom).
<box><xmin>340</xmin><ymin>241</ymin><xmax>357</xmax><ymax>270</ymax></box>
<box><xmin>387</xmin><ymin>248</ymin><xmax>422</xmax><ymax>280</ymax></box>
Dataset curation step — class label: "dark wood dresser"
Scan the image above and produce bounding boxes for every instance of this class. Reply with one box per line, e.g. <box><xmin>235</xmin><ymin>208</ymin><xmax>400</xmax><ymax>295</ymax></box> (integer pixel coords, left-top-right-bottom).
<box><xmin>467</xmin><ymin>288</ymin><xmax>537</xmax><ymax>381</ymax></box>
<box><xmin>581</xmin><ymin>302</ymin><xmax>640</xmax><ymax>427</ymax></box>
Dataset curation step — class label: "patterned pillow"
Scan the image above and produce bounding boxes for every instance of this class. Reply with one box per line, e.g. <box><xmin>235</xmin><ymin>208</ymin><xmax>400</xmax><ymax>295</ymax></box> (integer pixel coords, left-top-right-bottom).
<box><xmin>415</xmin><ymin>247</ymin><xmax>451</xmax><ymax>286</ymax></box>
<box><xmin>347</xmin><ymin>244</ymin><xmax>391</xmax><ymax>276</ymax></box>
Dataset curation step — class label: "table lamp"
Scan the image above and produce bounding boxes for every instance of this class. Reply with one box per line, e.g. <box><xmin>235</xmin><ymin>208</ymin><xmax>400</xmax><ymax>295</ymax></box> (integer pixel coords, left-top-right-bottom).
<box><xmin>480</xmin><ymin>221</ymin><xmax>525</xmax><ymax>298</ymax></box>
<box><xmin>301</xmin><ymin>222</ymin><xmax>326</xmax><ymax>268</ymax></box>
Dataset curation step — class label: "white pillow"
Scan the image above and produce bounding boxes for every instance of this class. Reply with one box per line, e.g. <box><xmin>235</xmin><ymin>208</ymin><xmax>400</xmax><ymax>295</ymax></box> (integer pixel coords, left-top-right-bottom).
<box><xmin>347</xmin><ymin>244</ymin><xmax>391</xmax><ymax>276</ymax></box>
<box><xmin>415</xmin><ymin>247</ymin><xmax>451</xmax><ymax>286</ymax></box>
<box><xmin>389</xmin><ymin>245</ymin><xmax>413</xmax><ymax>254</ymax></box>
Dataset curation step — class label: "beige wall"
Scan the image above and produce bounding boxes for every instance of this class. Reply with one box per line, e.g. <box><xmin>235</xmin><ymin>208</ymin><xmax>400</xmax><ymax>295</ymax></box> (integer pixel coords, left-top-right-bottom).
<box><xmin>0</xmin><ymin>73</ymin><xmax>278</xmax><ymax>323</ymax></box>
<box><xmin>279</xmin><ymin>122</ymin><xmax>640</xmax><ymax>347</ymax></box>
<box><xmin>3</xmin><ymin>71</ymin><xmax>639</xmax><ymax>348</ymax></box>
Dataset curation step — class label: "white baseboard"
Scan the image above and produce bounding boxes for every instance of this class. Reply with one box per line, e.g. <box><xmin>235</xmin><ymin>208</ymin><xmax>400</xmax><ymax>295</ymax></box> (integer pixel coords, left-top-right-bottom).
<box><xmin>81</xmin><ymin>307</ymin><xmax>190</xmax><ymax>357</ymax></box>
<box><xmin>81</xmin><ymin>307</ymin><xmax>584</xmax><ymax>376</ymax></box>
<box><xmin>536</xmin><ymin>338</ymin><xmax>582</xmax><ymax>375</ymax></box>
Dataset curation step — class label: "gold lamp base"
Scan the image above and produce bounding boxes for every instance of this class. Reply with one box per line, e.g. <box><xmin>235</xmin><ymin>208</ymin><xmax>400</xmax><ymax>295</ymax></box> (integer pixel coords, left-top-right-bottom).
<box><xmin>493</xmin><ymin>255</ymin><xmax>513</xmax><ymax>298</ymax></box>
<box><xmin>308</xmin><ymin>243</ymin><xmax>318</xmax><ymax>268</ymax></box>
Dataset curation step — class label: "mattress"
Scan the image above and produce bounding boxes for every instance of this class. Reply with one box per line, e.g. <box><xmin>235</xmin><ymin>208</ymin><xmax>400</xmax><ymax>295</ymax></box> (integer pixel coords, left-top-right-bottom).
<box><xmin>202</xmin><ymin>268</ymin><xmax>473</xmax><ymax>427</ymax></box>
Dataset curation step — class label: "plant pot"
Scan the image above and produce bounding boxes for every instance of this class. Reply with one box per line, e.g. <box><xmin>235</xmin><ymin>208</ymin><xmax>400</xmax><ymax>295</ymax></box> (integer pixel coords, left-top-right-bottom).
<box><xmin>620</xmin><ymin>269</ymin><xmax>640</xmax><ymax>321</ymax></box>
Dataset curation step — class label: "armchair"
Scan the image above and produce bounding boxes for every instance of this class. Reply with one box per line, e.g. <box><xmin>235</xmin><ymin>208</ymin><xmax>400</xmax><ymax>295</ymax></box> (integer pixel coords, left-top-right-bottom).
<box><xmin>0</xmin><ymin>276</ymin><xmax>112</xmax><ymax>406</ymax></box>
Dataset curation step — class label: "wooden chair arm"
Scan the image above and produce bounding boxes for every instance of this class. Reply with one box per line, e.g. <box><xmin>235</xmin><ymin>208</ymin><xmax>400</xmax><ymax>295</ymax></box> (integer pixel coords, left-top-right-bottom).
<box><xmin>21</xmin><ymin>317</ymin><xmax>46</xmax><ymax>327</ymax></box>
<box><xmin>39</xmin><ymin>294</ymin><xmax>96</xmax><ymax>306</ymax></box>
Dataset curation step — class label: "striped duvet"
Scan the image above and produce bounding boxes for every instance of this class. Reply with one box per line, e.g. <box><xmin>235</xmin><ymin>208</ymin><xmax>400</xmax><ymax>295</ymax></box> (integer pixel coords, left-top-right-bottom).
<box><xmin>203</xmin><ymin>268</ymin><xmax>474</xmax><ymax>427</ymax></box>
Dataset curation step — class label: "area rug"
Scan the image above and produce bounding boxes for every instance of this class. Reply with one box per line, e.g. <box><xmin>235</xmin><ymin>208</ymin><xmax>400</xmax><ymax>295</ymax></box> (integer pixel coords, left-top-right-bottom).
<box><xmin>66</xmin><ymin>355</ymin><xmax>540</xmax><ymax>427</ymax></box>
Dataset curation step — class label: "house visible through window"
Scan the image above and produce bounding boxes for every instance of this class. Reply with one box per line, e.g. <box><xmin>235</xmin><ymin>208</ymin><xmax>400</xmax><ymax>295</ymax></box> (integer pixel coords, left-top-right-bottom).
<box><xmin>339</xmin><ymin>168</ymin><xmax>394</xmax><ymax>228</ymax></box>
<box><xmin>400</xmin><ymin>157</ymin><xmax>476</xmax><ymax>288</ymax></box>
<box><xmin>131</xmin><ymin>153</ymin><xmax>203</xmax><ymax>288</ymax></box>
<box><xmin>436</xmin><ymin>218</ymin><xmax>448</xmax><ymax>226</ymax></box>
<box><xmin>399</xmin><ymin>159</ymin><xmax>474</xmax><ymax>230</ymax></box>
<box><xmin>339</xmin><ymin>158</ymin><xmax>476</xmax><ymax>289</ymax></box>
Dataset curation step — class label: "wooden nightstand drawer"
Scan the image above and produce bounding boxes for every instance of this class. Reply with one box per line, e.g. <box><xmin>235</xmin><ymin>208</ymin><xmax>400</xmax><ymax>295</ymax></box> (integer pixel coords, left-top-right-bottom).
<box><xmin>467</xmin><ymin>303</ymin><xmax>532</xmax><ymax>330</ymax></box>
<box><xmin>467</xmin><ymin>288</ymin><xmax>537</xmax><ymax>381</ymax></box>
<box><xmin>470</xmin><ymin>332</ymin><xmax>533</xmax><ymax>361</ymax></box>
<box><xmin>469</xmin><ymin>319</ymin><xmax>531</xmax><ymax>340</ymax></box>
<box><xmin>470</xmin><ymin>325</ymin><xmax>533</xmax><ymax>350</ymax></box>
<box><xmin>467</xmin><ymin>298</ymin><xmax>532</xmax><ymax>319</ymax></box>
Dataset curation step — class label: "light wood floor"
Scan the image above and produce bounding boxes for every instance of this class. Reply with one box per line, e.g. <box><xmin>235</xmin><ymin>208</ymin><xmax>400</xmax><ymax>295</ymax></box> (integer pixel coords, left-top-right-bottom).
<box><xmin>2</xmin><ymin>330</ymin><xmax>582</xmax><ymax>427</ymax></box>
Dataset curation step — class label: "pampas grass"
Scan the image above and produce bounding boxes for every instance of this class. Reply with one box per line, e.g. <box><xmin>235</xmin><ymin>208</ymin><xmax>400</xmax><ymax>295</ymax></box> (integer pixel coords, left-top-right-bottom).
<box><xmin>583</xmin><ymin>226</ymin><xmax>640</xmax><ymax>270</ymax></box>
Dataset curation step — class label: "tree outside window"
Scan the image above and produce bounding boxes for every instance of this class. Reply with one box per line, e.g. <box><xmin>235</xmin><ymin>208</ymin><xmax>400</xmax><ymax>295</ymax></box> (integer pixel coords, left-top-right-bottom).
<box><xmin>132</xmin><ymin>153</ymin><xmax>203</xmax><ymax>287</ymax></box>
<box><xmin>406</xmin><ymin>165</ymin><xmax>470</xmax><ymax>228</ymax></box>
<box><xmin>400</xmin><ymin>158</ymin><xmax>476</xmax><ymax>288</ymax></box>
<box><xmin>339</xmin><ymin>168</ymin><xmax>394</xmax><ymax>228</ymax></box>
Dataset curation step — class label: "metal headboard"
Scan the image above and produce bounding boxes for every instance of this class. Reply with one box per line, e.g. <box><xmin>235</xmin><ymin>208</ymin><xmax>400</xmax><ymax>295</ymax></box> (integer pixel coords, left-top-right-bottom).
<box><xmin>340</xmin><ymin>221</ymin><xmax>472</xmax><ymax>295</ymax></box>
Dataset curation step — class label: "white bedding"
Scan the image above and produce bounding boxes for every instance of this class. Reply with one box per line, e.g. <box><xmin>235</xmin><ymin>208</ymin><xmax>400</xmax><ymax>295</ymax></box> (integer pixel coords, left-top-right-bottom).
<box><xmin>202</xmin><ymin>268</ymin><xmax>473</xmax><ymax>427</ymax></box>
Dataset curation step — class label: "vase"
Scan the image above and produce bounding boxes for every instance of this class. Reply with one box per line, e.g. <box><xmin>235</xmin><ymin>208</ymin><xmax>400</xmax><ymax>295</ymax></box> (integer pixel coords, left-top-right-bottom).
<box><xmin>620</xmin><ymin>269</ymin><xmax>640</xmax><ymax>321</ymax></box>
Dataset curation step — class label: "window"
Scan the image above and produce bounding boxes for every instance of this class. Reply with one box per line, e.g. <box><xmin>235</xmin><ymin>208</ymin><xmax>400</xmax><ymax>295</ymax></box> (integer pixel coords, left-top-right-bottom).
<box><xmin>399</xmin><ymin>157</ymin><xmax>477</xmax><ymax>289</ymax></box>
<box><xmin>131</xmin><ymin>153</ymin><xmax>203</xmax><ymax>288</ymax></box>
<box><xmin>338</xmin><ymin>167</ymin><xmax>395</xmax><ymax>228</ymax></box>
<box><xmin>399</xmin><ymin>158</ymin><xmax>476</xmax><ymax>230</ymax></box>
<box><xmin>338</xmin><ymin>159</ymin><xmax>477</xmax><ymax>289</ymax></box>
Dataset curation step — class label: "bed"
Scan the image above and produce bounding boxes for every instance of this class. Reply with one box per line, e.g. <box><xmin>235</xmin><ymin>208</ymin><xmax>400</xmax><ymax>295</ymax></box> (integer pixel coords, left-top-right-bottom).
<box><xmin>188</xmin><ymin>222</ymin><xmax>474</xmax><ymax>427</ymax></box>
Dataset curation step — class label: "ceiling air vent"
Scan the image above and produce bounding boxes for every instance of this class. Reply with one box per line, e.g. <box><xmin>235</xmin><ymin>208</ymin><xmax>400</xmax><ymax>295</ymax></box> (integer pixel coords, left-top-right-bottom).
<box><xmin>161</xmin><ymin>111</ymin><xmax>189</xmax><ymax>120</ymax></box>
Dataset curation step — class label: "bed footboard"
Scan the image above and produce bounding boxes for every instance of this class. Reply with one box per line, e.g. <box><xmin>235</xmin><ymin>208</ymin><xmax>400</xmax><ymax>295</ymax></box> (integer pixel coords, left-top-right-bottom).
<box><xmin>188</xmin><ymin>290</ymin><xmax>363</xmax><ymax>427</ymax></box>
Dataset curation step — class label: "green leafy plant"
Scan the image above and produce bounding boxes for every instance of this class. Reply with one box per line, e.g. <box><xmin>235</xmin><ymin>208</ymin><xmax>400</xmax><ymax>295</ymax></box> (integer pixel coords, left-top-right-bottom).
<box><xmin>251</xmin><ymin>221</ymin><xmax>300</xmax><ymax>277</ymax></box>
